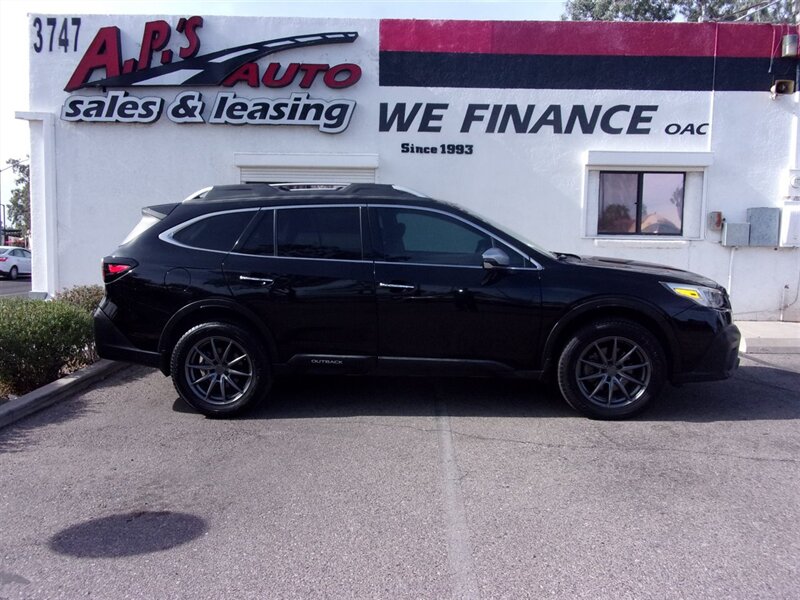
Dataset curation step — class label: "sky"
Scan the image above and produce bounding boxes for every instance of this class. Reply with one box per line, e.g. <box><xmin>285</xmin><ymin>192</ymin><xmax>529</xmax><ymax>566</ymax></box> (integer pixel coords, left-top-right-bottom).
<box><xmin>0</xmin><ymin>0</ymin><xmax>566</xmax><ymax>221</ymax></box>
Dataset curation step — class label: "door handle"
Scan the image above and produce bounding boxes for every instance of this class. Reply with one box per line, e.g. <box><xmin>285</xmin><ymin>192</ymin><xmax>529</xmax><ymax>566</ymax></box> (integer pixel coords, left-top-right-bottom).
<box><xmin>378</xmin><ymin>282</ymin><xmax>416</xmax><ymax>290</ymax></box>
<box><xmin>239</xmin><ymin>275</ymin><xmax>274</xmax><ymax>285</ymax></box>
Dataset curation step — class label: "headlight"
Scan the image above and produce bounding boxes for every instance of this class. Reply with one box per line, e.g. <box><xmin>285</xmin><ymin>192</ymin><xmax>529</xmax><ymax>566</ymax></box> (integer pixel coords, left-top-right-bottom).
<box><xmin>662</xmin><ymin>282</ymin><xmax>726</xmax><ymax>308</ymax></box>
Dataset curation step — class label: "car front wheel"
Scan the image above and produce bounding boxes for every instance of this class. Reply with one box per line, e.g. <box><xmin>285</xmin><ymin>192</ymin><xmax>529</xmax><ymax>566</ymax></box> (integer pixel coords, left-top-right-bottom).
<box><xmin>557</xmin><ymin>319</ymin><xmax>666</xmax><ymax>419</ymax></box>
<box><xmin>170</xmin><ymin>321</ymin><xmax>271</xmax><ymax>417</ymax></box>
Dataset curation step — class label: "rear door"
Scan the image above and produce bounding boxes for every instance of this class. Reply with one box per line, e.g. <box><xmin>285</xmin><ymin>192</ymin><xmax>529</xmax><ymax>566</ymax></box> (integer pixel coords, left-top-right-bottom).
<box><xmin>19</xmin><ymin>249</ymin><xmax>32</xmax><ymax>274</ymax></box>
<box><xmin>223</xmin><ymin>205</ymin><xmax>376</xmax><ymax>366</ymax></box>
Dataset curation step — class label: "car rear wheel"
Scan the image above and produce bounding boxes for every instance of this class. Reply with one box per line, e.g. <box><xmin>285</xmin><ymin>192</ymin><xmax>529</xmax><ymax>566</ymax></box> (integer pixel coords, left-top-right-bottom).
<box><xmin>557</xmin><ymin>319</ymin><xmax>666</xmax><ymax>419</ymax></box>
<box><xmin>170</xmin><ymin>321</ymin><xmax>271</xmax><ymax>417</ymax></box>
<box><xmin>9</xmin><ymin>266</ymin><xmax>18</xmax><ymax>280</ymax></box>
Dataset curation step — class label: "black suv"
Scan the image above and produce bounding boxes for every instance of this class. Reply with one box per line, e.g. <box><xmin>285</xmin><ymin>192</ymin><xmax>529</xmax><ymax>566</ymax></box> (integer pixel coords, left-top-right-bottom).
<box><xmin>94</xmin><ymin>183</ymin><xmax>740</xmax><ymax>419</ymax></box>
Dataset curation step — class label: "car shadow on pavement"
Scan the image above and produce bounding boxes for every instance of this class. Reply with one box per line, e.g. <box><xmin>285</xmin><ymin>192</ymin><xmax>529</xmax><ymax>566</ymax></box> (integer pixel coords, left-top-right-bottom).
<box><xmin>646</xmin><ymin>360</ymin><xmax>800</xmax><ymax>423</ymax></box>
<box><xmin>171</xmin><ymin>359</ymin><xmax>800</xmax><ymax>423</ymax></box>
<box><xmin>49</xmin><ymin>511</ymin><xmax>207</xmax><ymax>558</ymax></box>
<box><xmin>173</xmin><ymin>375</ymin><xmax>571</xmax><ymax>420</ymax></box>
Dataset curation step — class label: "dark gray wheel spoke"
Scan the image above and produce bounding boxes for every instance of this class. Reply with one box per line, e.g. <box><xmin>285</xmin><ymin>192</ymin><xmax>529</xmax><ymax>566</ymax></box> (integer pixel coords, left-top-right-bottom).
<box><xmin>227</xmin><ymin>367</ymin><xmax>251</xmax><ymax>378</ymax></box>
<box><xmin>186</xmin><ymin>363</ymin><xmax>211</xmax><ymax>371</ymax></box>
<box><xmin>592</xmin><ymin>342</ymin><xmax>609</xmax><ymax>363</ymax></box>
<box><xmin>618</xmin><ymin>379</ymin><xmax>633</xmax><ymax>401</ymax></box>
<box><xmin>578</xmin><ymin>372</ymin><xmax>605</xmax><ymax>382</ymax></box>
<box><xmin>589</xmin><ymin>378</ymin><xmax>606</xmax><ymax>399</ymax></box>
<box><xmin>228</xmin><ymin>354</ymin><xmax>247</xmax><ymax>367</ymax></box>
<box><xmin>221</xmin><ymin>341</ymin><xmax>233</xmax><ymax>363</ymax></box>
<box><xmin>579</xmin><ymin>358</ymin><xmax>606</xmax><ymax>370</ymax></box>
<box><xmin>195</xmin><ymin>349</ymin><xmax>214</xmax><ymax>364</ymax></box>
<box><xmin>619</xmin><ymin>372</ymin><xmax>645</xmax><ymax>386</ymax></box>
<box><xmin>203</xmin><ymin>376</ymin><xmax>216</xmax><ymax>400</ymax></box>
<box><xmin>191</xmin><ymin>372</ymin><xmax>215</xmax><ymax>386</ymax></box>
<box><xmin>210</xmin><ymin>339</ymin><xmax>221</xmax><ymax>361</ymax></box>
<box><xmin>223</xmin><ymin>374</ymin><xmax>243</xmax><ymax>394</ymax></box>
<box><xmin>616</xmin><ymin>346</ymin><xmax>638</xmax><ymax>366</ymax></box>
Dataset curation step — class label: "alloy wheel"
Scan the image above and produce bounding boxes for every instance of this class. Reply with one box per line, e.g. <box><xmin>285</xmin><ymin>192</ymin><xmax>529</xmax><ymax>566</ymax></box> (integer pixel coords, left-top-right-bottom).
<box><xmin>184</xmin><ymin>336</ymin><xmax>254</xmax><ymax>406</ymax></box>
<box><xmin>574</xmin><ymin>335</ymin><xmax>652</xmax><ymax>408</ymax></box>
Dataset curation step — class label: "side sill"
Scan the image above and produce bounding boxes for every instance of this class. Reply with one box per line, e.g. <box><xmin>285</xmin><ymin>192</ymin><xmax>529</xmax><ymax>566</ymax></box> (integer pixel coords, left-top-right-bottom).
<box><xmin>272</xmin><ymin>355</ymin><xmax>545</xmax><ymax>379</ymax></box>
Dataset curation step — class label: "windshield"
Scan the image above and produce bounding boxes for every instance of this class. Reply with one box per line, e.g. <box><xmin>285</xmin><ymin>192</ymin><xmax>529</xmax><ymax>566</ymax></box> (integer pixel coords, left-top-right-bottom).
<box><xmin>453</xmin><ymin>204</ymin><xmax>558</xmax><ymax>261</ymax></box>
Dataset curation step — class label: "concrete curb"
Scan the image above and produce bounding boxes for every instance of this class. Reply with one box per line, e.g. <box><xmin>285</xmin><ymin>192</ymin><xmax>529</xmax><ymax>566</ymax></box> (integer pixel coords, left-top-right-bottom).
<box><xmin>0</xmin><ymin>360</ymin><xmax>129</xmax><ymax>431</ymax></box>
<box><xmin>737</xmin><ymin>321</ymin><xmax>800</xmax><ymax>355</ymax></box>
<box><xmin>742</xmin><ymin>340</ymin><xmax>800</xmax><ymax>354</ymax></box>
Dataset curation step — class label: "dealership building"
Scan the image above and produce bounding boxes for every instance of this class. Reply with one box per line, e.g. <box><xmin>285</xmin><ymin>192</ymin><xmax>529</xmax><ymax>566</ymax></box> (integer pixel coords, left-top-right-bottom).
<box><xmin>18</xmin><ymin>14</ymin><xmax>800</xmax><ymax>320</ymax></box>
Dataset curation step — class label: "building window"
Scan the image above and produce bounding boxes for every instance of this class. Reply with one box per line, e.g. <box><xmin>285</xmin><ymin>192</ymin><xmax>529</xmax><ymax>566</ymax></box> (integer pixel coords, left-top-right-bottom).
<box><xmin>598</xmin><ymin>171</ymin><xmax>685</xmax><ymax>235</ymax></box>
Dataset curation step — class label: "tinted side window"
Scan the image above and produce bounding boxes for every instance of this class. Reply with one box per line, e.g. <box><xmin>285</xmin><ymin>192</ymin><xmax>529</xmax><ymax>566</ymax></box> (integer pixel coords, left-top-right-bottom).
<box><xmin>172</xmin><ymin>211</ymin><xmax>256</xmax><ymax>252</ymax></box>
<box><xmin>238</xmin><ymin>210</ymin><xmax>275</xmax><ymax>256</ymax></box>
<box><xmin>277</xmin><ymin>207</ymin><xmax>362</xmax><ymax>260</ymax></box>
<box><xmin>373</xmin><ymin>208</ymin><xmax>492</xmax><ymax>266</ymax></box>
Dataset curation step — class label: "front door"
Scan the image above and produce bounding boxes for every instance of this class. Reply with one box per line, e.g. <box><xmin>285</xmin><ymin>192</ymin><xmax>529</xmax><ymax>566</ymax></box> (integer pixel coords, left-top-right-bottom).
<box><xmin>369</xmin><ymin>206</ymin><xmax>542</xmax><ymax>371</ymax></box>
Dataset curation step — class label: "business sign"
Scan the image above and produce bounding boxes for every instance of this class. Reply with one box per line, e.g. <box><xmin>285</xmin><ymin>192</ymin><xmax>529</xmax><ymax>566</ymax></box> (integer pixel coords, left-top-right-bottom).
<box><xmin>57</xmin><ymin>17</ymin><xmax>360</xmax><ymax>133</ymax></box>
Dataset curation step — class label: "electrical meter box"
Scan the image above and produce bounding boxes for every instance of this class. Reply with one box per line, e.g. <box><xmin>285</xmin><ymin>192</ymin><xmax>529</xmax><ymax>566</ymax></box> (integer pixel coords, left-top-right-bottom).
<box><xmin>747</xmin><ymin>207</ymin><xmax>780</xmax><ymax>246</ymax></box>
<box><xmin>781</xmin><ymin>201</ymin><xmax>800</xmax><ymax>247</ymax></box>
<box><xmin>721</xmin><ymin>222</ymin><xmax>750</xmax><ymax>246</ymax></box>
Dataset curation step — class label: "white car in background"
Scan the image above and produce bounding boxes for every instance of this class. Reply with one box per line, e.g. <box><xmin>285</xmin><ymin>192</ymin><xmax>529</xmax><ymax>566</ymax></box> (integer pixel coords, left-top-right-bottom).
<box><xmin>0</xmin><ymin>246</ymin><xmax>32</xmax><ymax>280</ymax></box>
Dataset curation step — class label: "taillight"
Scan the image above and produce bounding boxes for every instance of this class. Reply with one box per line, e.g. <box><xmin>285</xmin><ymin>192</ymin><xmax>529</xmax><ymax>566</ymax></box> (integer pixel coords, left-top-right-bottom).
<box><xmin>0</xmin><ymin>257</ymin><xmax>7</xmax><ymax>262</ymax></box>
<box><xmin>102</xmin><ymin>260</ymin><xmax>137</xmax><ymax>281</ymax></box>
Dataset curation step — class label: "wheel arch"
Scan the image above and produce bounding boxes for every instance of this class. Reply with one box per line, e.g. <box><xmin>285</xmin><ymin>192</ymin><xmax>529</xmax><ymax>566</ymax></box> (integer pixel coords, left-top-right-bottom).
<box><xmin>541</xmin><ymin>297</ymin><xmax>679</xmax><ymax>380</ymax></box>
<box><xmin>158</xmin><ymin>299</ymin><xmax>277</xmax><ymax>375</ymax></box>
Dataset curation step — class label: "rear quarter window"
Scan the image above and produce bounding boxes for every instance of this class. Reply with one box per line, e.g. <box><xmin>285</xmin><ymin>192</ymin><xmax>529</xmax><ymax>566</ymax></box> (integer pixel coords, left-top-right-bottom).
<box><xmin>172</xmin><ymin>211</ymin><xmax>256</xmax><ymax>252</ymax></box>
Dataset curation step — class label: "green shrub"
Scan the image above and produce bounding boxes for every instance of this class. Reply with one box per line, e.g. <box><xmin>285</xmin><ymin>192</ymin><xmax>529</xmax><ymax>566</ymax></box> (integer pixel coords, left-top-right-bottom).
<box><xmin>0</xmin><ymin>298</ymin><xmax>95</xmax><ymax>396</ymax></box>
<box><xmin>55</xmin><ymin>285</ymin><xmax>105</xmax><ymax>314</ymax></box>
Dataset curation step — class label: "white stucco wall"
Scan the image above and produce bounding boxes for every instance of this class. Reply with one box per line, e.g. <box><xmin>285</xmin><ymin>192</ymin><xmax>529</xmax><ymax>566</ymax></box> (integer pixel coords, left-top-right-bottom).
<box><xmin>19</xmin><ymin>14</ymin><xmax>800</xmax><ymax>320</ymax></box>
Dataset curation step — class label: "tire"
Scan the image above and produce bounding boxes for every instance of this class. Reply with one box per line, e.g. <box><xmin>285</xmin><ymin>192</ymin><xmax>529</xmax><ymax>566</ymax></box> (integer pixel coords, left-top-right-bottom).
<box><xmin>9</xmin><ymin>266</ymin><xmax>18</xmax><ymax>280</ymax></box>
<box><xmin>557</xmin><ymin>319</ymin><xmax>666</xmax><ymax>420</ymax></box>
<box><xmin>170</xmin><ymin>321</ymin><xmax>271</xmax><ymax>417</ymax></box>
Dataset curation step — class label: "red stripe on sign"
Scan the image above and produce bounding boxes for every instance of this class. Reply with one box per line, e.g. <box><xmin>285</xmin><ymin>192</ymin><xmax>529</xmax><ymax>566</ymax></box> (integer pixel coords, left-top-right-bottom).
<box><xmin>380</xmin><ymin>20</ymin><xmax>798</xmax><ymax>59</ymax></box>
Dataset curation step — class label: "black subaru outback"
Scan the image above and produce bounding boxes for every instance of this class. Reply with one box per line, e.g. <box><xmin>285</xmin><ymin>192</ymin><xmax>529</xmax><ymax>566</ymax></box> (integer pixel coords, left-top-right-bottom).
<box><xmin>94</xmin><ymin>183</ymin><xmax>740</xmax><ymax>419</ymax></box>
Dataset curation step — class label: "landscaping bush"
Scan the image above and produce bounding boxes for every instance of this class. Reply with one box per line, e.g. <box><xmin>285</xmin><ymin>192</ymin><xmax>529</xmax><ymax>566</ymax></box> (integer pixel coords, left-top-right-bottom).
<box><xmin>55</xmin><ymin>285</ymin><xmax>104</xmax><ymax>315</ymax></box>
<box><xmin>0</xmin><ymin>298</ymin><xmax>95</xmax><ymax>397</ymax></box>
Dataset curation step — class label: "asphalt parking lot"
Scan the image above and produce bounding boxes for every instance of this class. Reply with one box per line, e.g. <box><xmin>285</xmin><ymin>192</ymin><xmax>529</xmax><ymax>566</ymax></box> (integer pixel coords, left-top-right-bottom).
<box><xmin>1</xmin><ymin>353</ymin><xmax>799</xmax><ymax>600</ymax></box>
<box><xmin>0</xmin><ymin>278</ymin><xmax>31</xmax><ymax>298</ymax></box>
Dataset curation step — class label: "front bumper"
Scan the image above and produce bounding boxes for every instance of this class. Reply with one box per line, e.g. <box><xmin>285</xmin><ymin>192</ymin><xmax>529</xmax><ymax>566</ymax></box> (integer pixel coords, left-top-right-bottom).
<box><xmin>94</xmin><ymin>306</ymin><xmax>161</xmax><ymax>368</ymax></box>
<box><xmin>671</xmin><ymin>322</ymin><xmax>740</xmax><ymax>384</ymax></box>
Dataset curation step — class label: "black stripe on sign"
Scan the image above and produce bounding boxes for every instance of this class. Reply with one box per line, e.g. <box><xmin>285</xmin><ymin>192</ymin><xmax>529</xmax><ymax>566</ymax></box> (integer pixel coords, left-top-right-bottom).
<box><xmin>379</xmin><ymin>52</ymin><xmax>797</xmax><ymax>91</ymax></box>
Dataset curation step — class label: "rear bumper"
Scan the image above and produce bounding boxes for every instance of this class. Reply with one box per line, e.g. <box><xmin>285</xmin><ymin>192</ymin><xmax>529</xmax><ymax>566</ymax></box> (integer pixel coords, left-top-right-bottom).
<box><xmin>672</xmin><ymin>322</ymin><xmax>740</xmax><ymax>384</ymax></box>
<box><xmin>94</xmin><ymin>306</ymin><xmax>161</xmax><ymax>368</ymax></box>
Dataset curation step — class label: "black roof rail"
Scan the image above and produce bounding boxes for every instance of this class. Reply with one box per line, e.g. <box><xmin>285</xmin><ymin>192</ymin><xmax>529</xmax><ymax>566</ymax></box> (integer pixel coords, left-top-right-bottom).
<box><xmin>187</xmin><ymin>183</ymin><xmax>429</xmax><ymax>203</ymax></box>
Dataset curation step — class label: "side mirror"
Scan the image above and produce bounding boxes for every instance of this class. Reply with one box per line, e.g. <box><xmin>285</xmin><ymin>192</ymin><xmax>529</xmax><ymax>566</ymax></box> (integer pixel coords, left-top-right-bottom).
<box><xmin>482</xmin><ymin>247</ymin><xmax>510</xmax><ymax>270</ymax></box>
